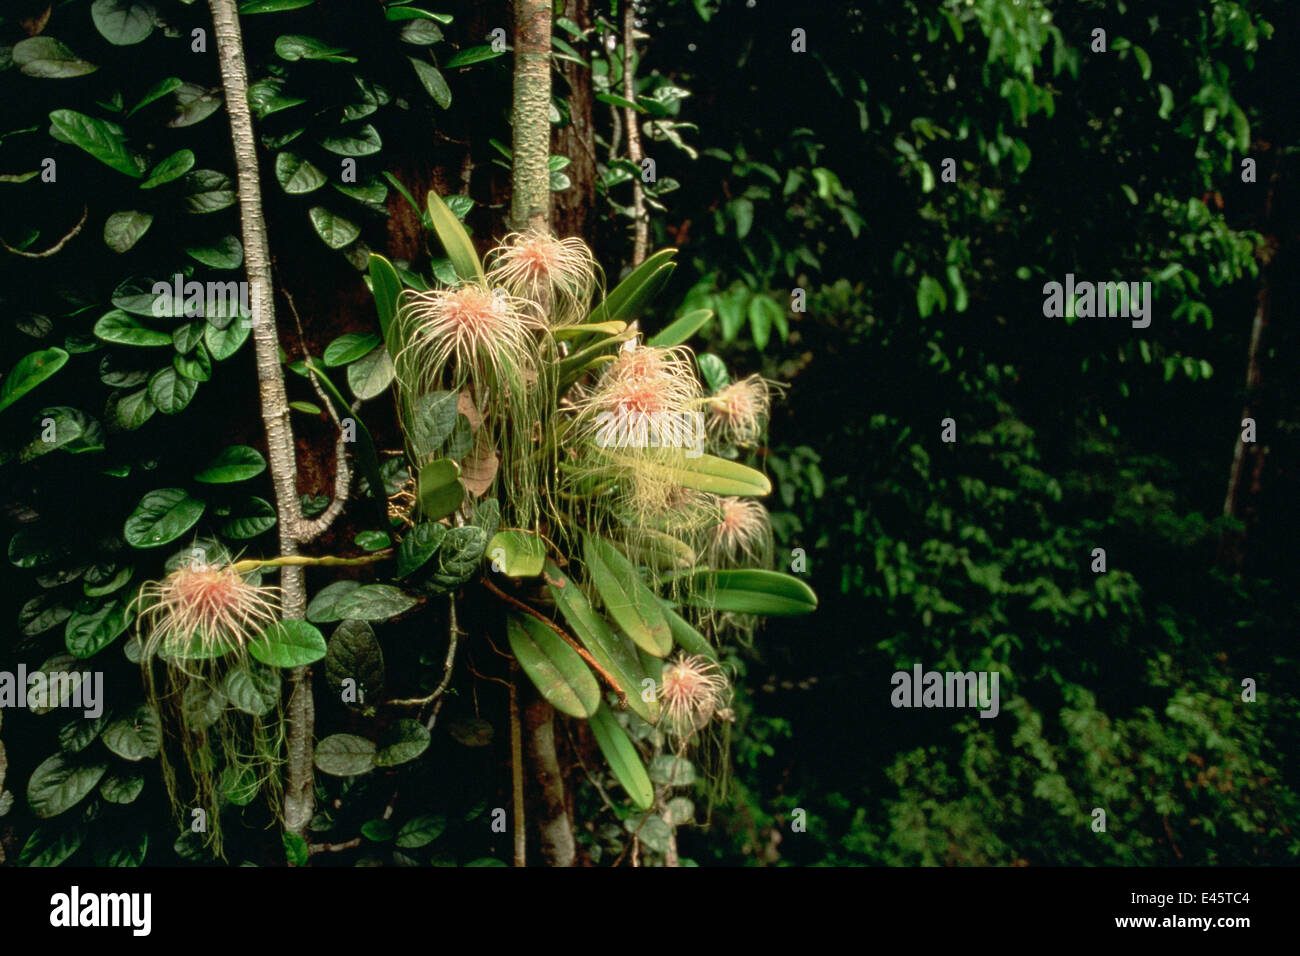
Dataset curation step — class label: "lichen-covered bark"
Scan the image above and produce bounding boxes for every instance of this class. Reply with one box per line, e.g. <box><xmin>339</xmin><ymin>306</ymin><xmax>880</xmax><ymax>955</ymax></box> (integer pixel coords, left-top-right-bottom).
<box><xmin>207</xmin><ymin>0</ymin><xmax>314</xmax><ymax>845</ymax></box>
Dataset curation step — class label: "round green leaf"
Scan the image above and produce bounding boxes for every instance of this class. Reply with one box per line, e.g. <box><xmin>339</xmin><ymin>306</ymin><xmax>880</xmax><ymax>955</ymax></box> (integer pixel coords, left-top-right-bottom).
<box><xmin>14</xmin><ymin>38</ymin><xmax>97</xmax><ymax>79</ymax></box>
<box><xmin>322</xmin><ymin>332</ymin><xmax>380</xmax><ymax>367</ymax></box>
<box><xmin>28</xmin><ymin>753</ymin><xmax>108</xmax><ymax>818</ymax></box>
<box><xmin>103</xmin><ymin>210</ymin><xmax>153</xmax><ymax>253</ymax></box>
<box><xmin>314</xmin><ymin>734</ymin><xmax>377</xmax><ymax>777</ymax></box>
<box><xmin>65</xmin><ymin>598</ymin><xmax>133</xmax><ymax>658</ymax></box>
<box><xmin>0</xmin><ymin>347</ymin><xmax>69</xmax><ymax>412</ymax></box>
<box><xmin>249</xmin><ymin>619</ymin><xmax>328</xmax><ymax>667</ymax></box>
<box><xmin>325</xmin><ymin>619</ymin><xmax>385</xmax><ymax>703</ymax></box>
<box><xmin>185</xmin><ymin>235</ymin><xmax>243</xmax><ymax>269</ymax></box>
<box><xmin>140</xmin><ymin>148</ymin><xmax>195</xmax><ymax>189</ymax></box>
<box><xmin>224</xmin><ymin>663</ymin><xmax>280</xmax><ymax>716</ymax></box>
<box><xmin>195</xmin><ymin>444</ymin><xmax>267</xmax><ymax>483</ymax></box>
<box><xmin>346</xmin><ymin>347</ymin><xmax>395</xmax><ymax>400</ymax></box>
<box><xmin>331</xmin><ymin>584</ymin><xmax>419</xmax><ymax>622</ymax></box>
<box><xmin>124</xmin><ymin>488</ymin><xmax>205</xmax><ymax>548</ymax></box>
<box><xmin>309</xmin><ymin>206</ymin><xmax>361</xmax><ymax>249</ymax></box>
<box><xmin>101</xmin><ymin>705</ymin><xmax>161</xmax><ymax>760</ymax></box>
<box><xmin>220</xmin><ymin>495</ymin><xmax>277</xmax><ymax>539</ymax></box>
<box><xmin>93</xmin><ymin>311</ymin><xmax>172</xmax><ymax>347</ymax></box>
<box><xmin>99</xmin><ymin>770</ymin><xmax>145</xmax><ymax>804</ymax></box>
<box><xmin>91</xmin><ymin>0</ymin><xmax>157</xmax><ymax>46</ymax></box>
<box><xmin>275</xmin><ymin>151</ymin><xmax>327</xmax><ymax>194</ymax></box>
<box><xmin>147</xmin><ymin>366</ymin><xmax>198</xmax><ymax>414</ymax></box>
<box><xmin>375</xmin><ymin>719</ymin><xmax>431</xmax><ymax>766</ymax></box>
<box><xmin>305</xmin><ymin>580</ymin><xmax>362</xmax><ymax>623</ymax></box>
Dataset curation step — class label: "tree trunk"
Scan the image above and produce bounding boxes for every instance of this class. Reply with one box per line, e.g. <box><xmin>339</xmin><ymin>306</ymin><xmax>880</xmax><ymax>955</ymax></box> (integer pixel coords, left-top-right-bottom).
<box><xmin>510</xmin><ymin>0</ymin><xmax>554</xmax><ymax>233</ymax></box>
<box><xmin>552</xmin><ymin>0</ymin><xmax>596</xmax><ymax>239</ymax></box>
<box><xmin>207</xmin><ymin>0</ymin><xmax>315</xmax><ymax>846</ymax></box>
<box><xmin>1219</xmin><ymin>159</ymin><xmax>1282</xmax><ymax>571</ymax></box>
<box><xmin>509</xmin><ymin>0</ymin><xmax>576</xmax><ymax>865</ymax></box>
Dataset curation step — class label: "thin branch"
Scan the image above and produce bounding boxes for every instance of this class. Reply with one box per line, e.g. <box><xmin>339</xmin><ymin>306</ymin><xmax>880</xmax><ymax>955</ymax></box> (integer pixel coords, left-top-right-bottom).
<box><xmin>386</xmin><ymin>595</ymin><xmax>462</xmax><ymax>713</ymax></box>
<box><xmin>308</xmin><ymin>838</ymin><xmax>362</xmax><ymax>856</ymax></box>
<box><xmin>278</xmin><ymin>269</ymin><xmax>353</xmax><ymax>542</ymax></box>
<box><xmin>1</xmin><ymin>205</ymin><xmax>87</xmax><ymax>258</ymax></box>
<box><xmin>622</xmin><ymin>2</ymin><xmax>647</xmax><ymax>266</ymax></box>
<box><xmin>207</xmin><ymin>0</ymin><xmax>314</xmax><ymax>841</ymax></box>
<box><xmin>481</xmin><ymin>577</ymin><xmax>628</xmax><ymax>708</ymax></box>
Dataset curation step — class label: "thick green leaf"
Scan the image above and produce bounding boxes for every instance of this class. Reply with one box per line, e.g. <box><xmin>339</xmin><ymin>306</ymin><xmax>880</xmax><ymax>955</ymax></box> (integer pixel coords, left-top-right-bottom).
<box><xmin>28</xmin><ymin>754</ymin><xmax>107</xmax><ymax>818</ymax></box>
<box><xmin>648</xmin><ymin>308</ymin><xmax>713</xmax><ymax>347</ymax></box>
<box><xmin>396</xmin><ymin>814</ymin><xmax>446</xmax><ymax>847</ymax></box>
<box><xmin>332</xmin><ymin>584</ymin><xmax>418</xmax><ymax>622</ymax></box>
<box><xmin>112</xmin><ymin>388</ymin><xmax>156</xmax><ymax>429</ymax></box>
<box><xmin>375</xmin><ymin>719</ymin><xmax>431</xmax><ymax>766</ymax></box>
<box><xmin>91</xmin><ymin>0</ymin><xmax>156</xmax><ymax>45</ymax></box>
<box><xmin>14</xmin><ymin>38</ymin><xmax>97</xmax><ymax>79</ymax></box>
<box><xmin>168</xmin><ymin>84</ymin><xmax>223</xmax><ymax>128</ymax></box>
<box><xmin>388</xmin><ymin>7</ymin><xmax>453</xmax><ymax>23</ymax></box>
<box><xmin>409</xmin><ymin>57</ymin><xmax>452</xmax><ymax>108</ymax></box>
<box><xmin>94</xmin><ymin>311</ymin><xmax>171</xmax><ymax>347</ymax></box>
<box><xmin>408</xmin><ymin>391</ymin><xmax>459</xmax><ymax>459</ymax></box>
<box><xmin>127</xmin><ymin>76</ymin><xmax>181</xmax><ymax>116</ymax></box>
<box><xmin>587</xmin><ymin>704</ymin><xmax>654</xmax><ymax>810</ymax></box>
<box><xmin>194</xmin><ymin>445</ymin><xmax>266</xmax><ymax>483</ymax></box>
<box><xmin>368</xmin><ymin>254</ymin><xmax>403</xmax><ymax>353</ymax></box>
<box><xmin>185</xmin><ymin>235</ymin><xmax>243</xmax><ymax>269</ymax></box>
<box><xmin>249</xmin><ymin>620</ymin><xmax>328</xmax><ymax>667</ymax></box>
<box><xmin>445</xmin><ymin>45</ymin><xmax>504</xmax><ymax>67</ymax></box>
<box><xmin>319</xmin><ymin>124</ymin><xmax>381</xmax><ymax>156</ymax></box>
<box><xmin>275</xmin><ymin>151</ymin><xmax>327</xmax><ymax>194</ymax></box>
<box><xmin>140</xmin><ymin>148</ymin><xmax>194</xmax><ymax>189</ymax></box>
<box><xmin>103</xmin><ymin>210</ymin><xmax>152</xmax><ymax>253</ymax></box>
<box><xmin>347</xmin><ymin>346</ymin><xmax>395</xmax><ymax>400</ymax></box>
<box><xmin>396</xmin><ymin>522</ymin><xmax>448</xmax><ymax>579</ymax></box>
<box><xmin>204</xmin><ymin>315</ymin><xmax>251</xmax><ymax>360</ymax></box>
<box><xmin>101</xmin><ymin>705</ymin><xmax>161</xmax><ymax>760</ymax></box>
<box><xmin>673</xmin><ymin>569</ymin><xmax>818</xmax><ymax>616</ymax></box>
<box><xmin>583</xmin><ymin>536</ymin><xmax>672</xmax><ymax>657</ymax></box>
<box><xmin>487</xmin><ymin>530</ymin><xmax>546</xmax><ymax>577</ymax></box>
<box><xmin>417</xmin><ymin>458</ymin><xmax>465</xmax><ymax>521</ymax></box>
<box><xmin>658</xmin><ymin>602</ymin><xmax>717</xmax><ymax>660</ymax></box>
<box><xmin>224</xmin><ymin>663</ymin><xmax>280</xmax><ymax>716</ymax></box>
<box><xmin>309</xmin><ymin>206</ymin><xmax>360</xmax><ymax>249</ymax></box>
<box><xmin>0</xmin><ymin>348</ymin><xmax>69</xmax><ymax>413</ymax></box>
<box><xmin>323</xmin><ymin>333</ymin><xmax>380</xmax><ymax>367</ymax></box>
<box><xmin>588</xmin><ymin>248</ymin><xmax>677</xmax><ymax>324</ymax></box>
<box><xmin>325</xmin><ymin>619</ymin><xmax>385</xmax><ymax>703</ymax></box>
<box><xmin>19</xmin><ymin>821</ymin><xmax>87</xmax><ymax>866</ymax></box>
<box><xmin>124</xmin><ymin>488</ymin><xmax>205</xmax><ymax>548</ymax></box>
<box><xmin>219</xmin><ymin>495</ymin><xmax>277</xmax><ymax>539</ymax></box>
<box><xmin>599</xmin><ymin>448</ymin><xmax>771</xmax><ymax>497</ymax></box>
<box><xmin>425</xmin><ymin>190</ymin><xmax>484</xmax><ymax>282</ymax></box>
<box><xmin>305</xmin><ymin>580</ymin><xmax>361</xmax><ymax>623</ymax></box>
<box><xmin>182</xmin><ymin>169</ymin><xmax>236</xmax><ymax>213</ymax></box>
<box><xmin>147</xmin><ymin>366</ymin><xmax>198</xmax><ymax>414</ymax></box>
<box><xmin>274</xmin><ymin>35</ymin><xmax>356</xmax><ymax>63</ymax></box>
<box><xmin>49</xmin><ymin>110</ymin><xmax>141</xmax><ymax>176</ymax></box>
<box><xmin>99</xmin><ymin>770</ymin><xmax>145</xmax><ymax>804</ymax></box>
<box><xmin>506</xmin><ymin>614</ymin><xmax>600</xmax><ymax>718</ymax></box>
<box><xmin>240</xmin><ymin>0</ymin><xmax>314</xmax><ymax>11</ymax></box>
<box><xmin>65</xmin><ymin>598</ymin><xmax>132</xmax><ymax>658</ymax></box>
<box><xmin>314</xmin><ymin>734</ymin><xmax>376</xmax><ymax>777</ymax></box>
<box><xmin>546</xmin><ymin>560</ymin><xmax>658</xmax><ymax>722</ymax></box>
